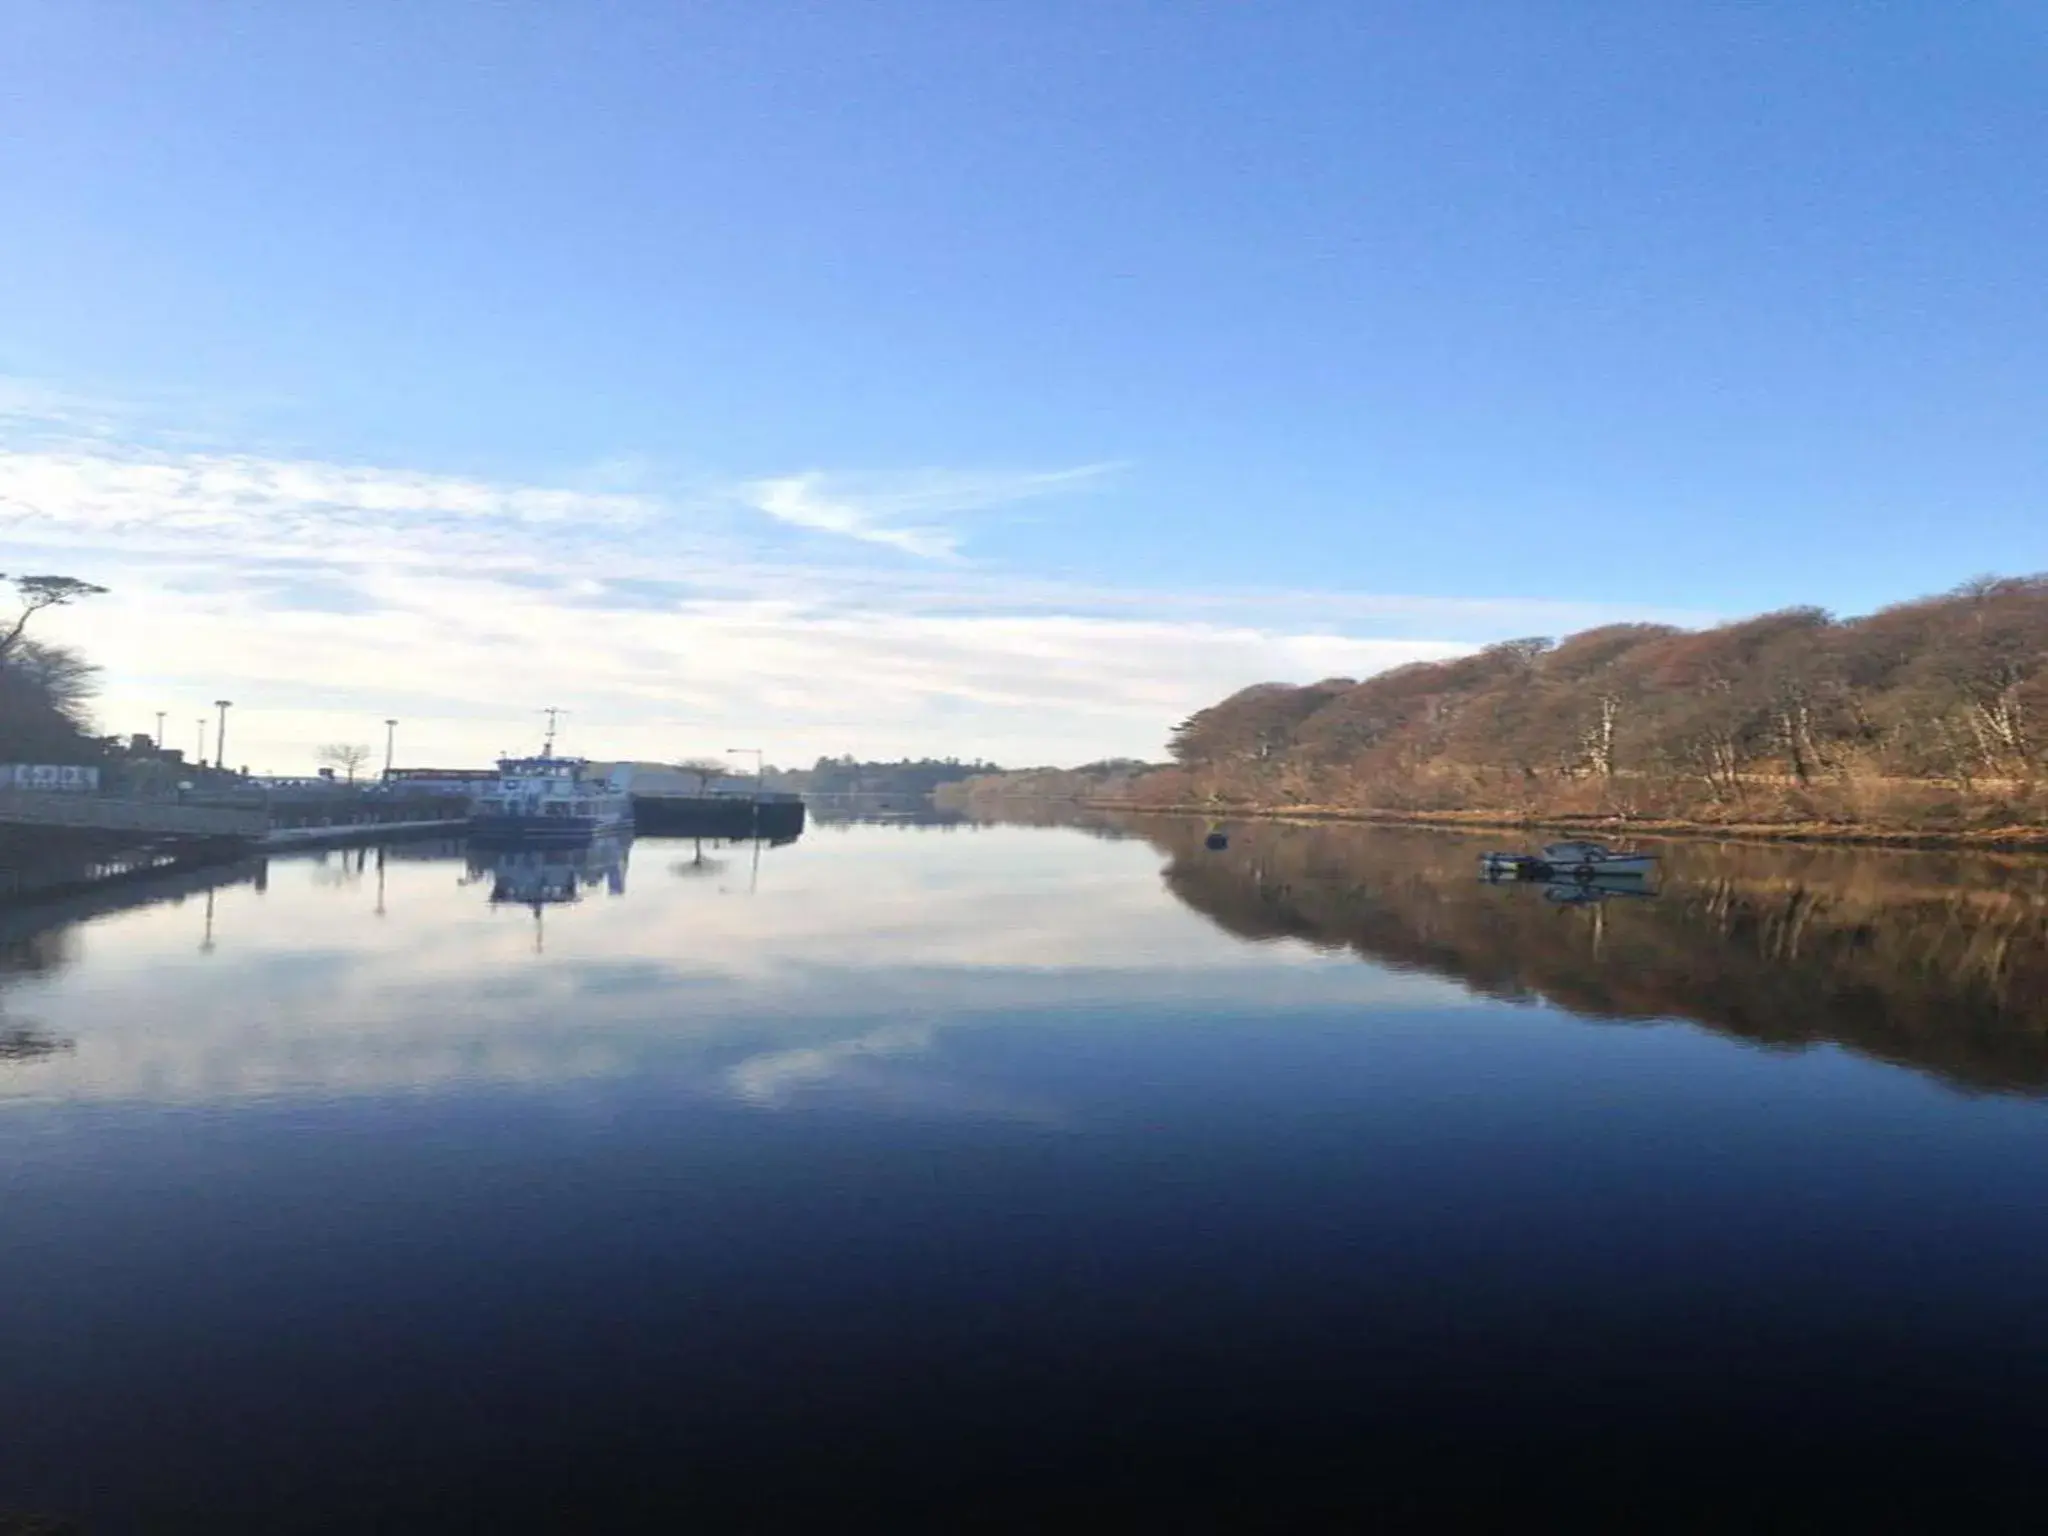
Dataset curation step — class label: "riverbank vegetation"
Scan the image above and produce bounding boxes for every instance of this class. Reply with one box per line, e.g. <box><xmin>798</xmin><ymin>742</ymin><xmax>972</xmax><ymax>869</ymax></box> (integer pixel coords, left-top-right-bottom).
<box><xmin>0</xmin><ymin>575</ymin><xmax>107</xmax><ymax>763</ymax></box>
<box><xmin>945</xmin><ymin>576</ymin><xmax>2048</xmax><ymax>838</ymax></box>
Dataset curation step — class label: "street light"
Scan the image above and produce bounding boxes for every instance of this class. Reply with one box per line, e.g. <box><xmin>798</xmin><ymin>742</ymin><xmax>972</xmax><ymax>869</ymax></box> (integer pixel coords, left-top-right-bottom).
<box><xmin>195</xmin><ymin>717</ymin><xmax>207</xmax><ymax>763</ymax></box>
<box><xmin>384</xmin><ymin>718</ymin><xmax>399</xmax><ymax>780</ymax></box>
<box><xmin>154</xmin><ymin>710</ymin><xmax>166</xmax><ymax>751</ymax></box>
<box><xmin>213</xmin><ymin>700</ymin><xmax>233</xmax><ymax>771</ymax></box>
<box><xmin>729</xmin><ymin>747</ymin><xmax>764</xmax><ymax>852</ymax></box>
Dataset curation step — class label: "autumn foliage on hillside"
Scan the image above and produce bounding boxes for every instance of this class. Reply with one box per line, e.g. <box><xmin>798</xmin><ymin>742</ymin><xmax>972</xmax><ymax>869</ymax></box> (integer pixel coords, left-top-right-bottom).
<box><xmin>955</xmin><ymin>577</ymin><xmax>2048</xmax><ymax>832</ymax></box>
<box><xmin>1137</xmin><ymin>576</ymin><xmax>2048</xmax><ymax>828</ymax></box>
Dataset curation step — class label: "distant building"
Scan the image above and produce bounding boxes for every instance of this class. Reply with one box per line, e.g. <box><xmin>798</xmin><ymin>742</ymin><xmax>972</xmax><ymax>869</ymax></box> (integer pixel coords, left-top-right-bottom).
<box><xmin>588</xmin><ymin>763</ymin><xmax>800</xmax><ymax>802</ymax></box>
<box><xmin>382</xmin><ymin>767</ymin><xmax>499</xmax><ymax>791</ymax></box>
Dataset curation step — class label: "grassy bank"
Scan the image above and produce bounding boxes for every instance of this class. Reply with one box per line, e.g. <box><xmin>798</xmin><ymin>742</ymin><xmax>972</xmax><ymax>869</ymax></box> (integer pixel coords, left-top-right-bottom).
<box><xmin>1027</xmin><ymin>797</ymin><xmax>2048</xmax><ymax>853</ymax></box>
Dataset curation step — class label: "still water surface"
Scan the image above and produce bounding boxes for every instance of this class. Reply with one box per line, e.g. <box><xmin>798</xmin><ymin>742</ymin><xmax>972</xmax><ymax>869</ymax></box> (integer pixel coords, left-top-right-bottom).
<box><xmin>4</xmin><ymin>818</ymin><xmax>2048</xmax><ymax>1528</ymax></box>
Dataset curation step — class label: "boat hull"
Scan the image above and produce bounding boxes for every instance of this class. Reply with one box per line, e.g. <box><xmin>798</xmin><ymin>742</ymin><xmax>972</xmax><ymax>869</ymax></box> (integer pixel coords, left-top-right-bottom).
<box><xmin>1485</xmin><ymin>849</ymin><xmax>1658</xmax><ymax>881</ymax></box>
<box><xmin>467</xmin><ymin>812</ymin><xmax>633</xmax><ymax>844</ymax></box>
<box><xmin>1545</xmin><ymin>853</ymin><xmax>1656</xmax><ymax>878</ymax></box>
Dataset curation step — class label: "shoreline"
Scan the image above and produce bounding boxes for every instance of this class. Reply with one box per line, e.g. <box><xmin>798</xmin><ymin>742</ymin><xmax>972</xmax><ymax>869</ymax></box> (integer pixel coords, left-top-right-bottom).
<box><xmin>1029</xmin><ymin>800</ymin><xmax>2048</xmax><ymax>854</ymax></box>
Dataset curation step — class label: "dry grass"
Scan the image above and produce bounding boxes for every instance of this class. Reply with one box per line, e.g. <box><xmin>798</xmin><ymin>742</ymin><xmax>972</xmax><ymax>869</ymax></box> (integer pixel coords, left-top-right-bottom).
<box><xmin>1077</xmin><ymin>796</ymin><xmax>2048</xmax><ymax>851</ymax></box>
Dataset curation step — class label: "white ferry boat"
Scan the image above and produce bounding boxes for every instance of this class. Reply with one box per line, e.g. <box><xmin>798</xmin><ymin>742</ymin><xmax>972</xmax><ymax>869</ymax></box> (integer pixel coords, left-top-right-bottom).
<box><xmin>468</xmin><ymin>754</ymin><xmax>633</xmax><ymax>843</ymax></box>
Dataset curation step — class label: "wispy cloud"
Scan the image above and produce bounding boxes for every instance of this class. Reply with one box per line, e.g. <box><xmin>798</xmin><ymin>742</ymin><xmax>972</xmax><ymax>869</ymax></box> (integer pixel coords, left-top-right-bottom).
<box><xmin>0</xmin><ymin>446</ymin><xmax>658</xmax><ymax>556</ymax></box>
<box><xmin>742</xmin><ymin>464</ymin><xmax>1117</xmax><ymax>558</ymax></box>
<box><xmin>0</xmin><ymin>392</ymin><xmax>1703</xmax><ymax>772</ymax></box>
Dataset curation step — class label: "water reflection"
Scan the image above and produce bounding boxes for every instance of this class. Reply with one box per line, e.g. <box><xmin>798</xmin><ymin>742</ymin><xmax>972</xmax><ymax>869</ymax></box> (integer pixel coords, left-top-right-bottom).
<box><xmin>8</xmin><ymin>816</ymin><xmax>2048</xmax><ymax>1106</ymax></box>
<box><xmin>1533</xmin><ymin>876</ymin><xmax>1659</xmax><ymax>905</ymax></box>
<box><xmin>0</xmin><ymin>824</ymin><xmax>1423</xmax><ymax>1108</ymax></box>
<box><xmin>0</xmin><ymin>1025</ymin><xmax>71</xmax><ymax>1062</ymax></box>
<box><xmin>1127</xmin><ymin>816</ymin><xmax>2048</xmax><ymax>1094</ymax></box>
<box><xmin>472</xmin><ymin>834</ymin><xmax>632</xmax><ymax>909</ymax></box>
<box><xmin>0</xmin><ymin>856</ymin><xmax>267</xmax><ymax>959</ymax></box>
<box><xmin>5</xmin><ymin>819</ymin><xmax>2048</xmax><ymax>1527</ymax></box>
<box><xmin>454</xmin><ymin>835</ymin><xmax>631</xmax><ymax>953</ymax></box>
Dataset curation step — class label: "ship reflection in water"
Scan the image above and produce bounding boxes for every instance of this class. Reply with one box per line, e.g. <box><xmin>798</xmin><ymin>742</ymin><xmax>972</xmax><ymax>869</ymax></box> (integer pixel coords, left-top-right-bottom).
<box><xmin>468</xmin><ymin>834</ymin><xmax>630</xmax><ymax>945</ymax></box>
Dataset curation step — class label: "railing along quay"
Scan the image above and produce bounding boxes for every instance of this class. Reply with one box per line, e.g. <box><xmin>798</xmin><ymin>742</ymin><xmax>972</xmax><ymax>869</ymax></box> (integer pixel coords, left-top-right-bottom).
<box><xmin>0</xmin><ymin>789</ymin><xmax>268</xmax><ymax>839</ymax></box>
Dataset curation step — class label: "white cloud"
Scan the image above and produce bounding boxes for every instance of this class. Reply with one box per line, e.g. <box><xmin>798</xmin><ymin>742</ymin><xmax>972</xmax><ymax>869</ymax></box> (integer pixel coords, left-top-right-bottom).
<box><xmin>741</xmin><ymin>464</ymin><xmax>1117</xmax><ymax>558</ymax></box>
<box><xmin>0</xmin><ymin>446</ymin><xmax>658</xmax><ymax>559</ymax></box>
<box><xmin>0</xmin><ymin>402</ymin><xmax>1700</xmax><ymax>773</ymax></box>
<box><xmin>746</xmin><ymin>471</ymin><xmax>959</xmax><ymax>557</ymax></box>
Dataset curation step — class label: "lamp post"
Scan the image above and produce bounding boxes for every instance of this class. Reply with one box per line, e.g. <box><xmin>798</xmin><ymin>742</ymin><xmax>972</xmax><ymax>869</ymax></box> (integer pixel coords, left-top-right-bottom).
<box><xmin>729</xmin><ymin>747</ymin><xmax>764</xmax><ymax>855</ymax></box>
<box><xmin>155</xmin><ymin>710</ymin><xmax>166</xmax><ymax>751</ymax></box>
<box><xmin>196</xmin><ymin>718</ymin><xmax>207</xmax><ymax>763</ymax></box>
<box><xmin>384</xmin><ymin>718</ymin><xmax>399</xmax><ymax>780</ymax></box>
<box><xmin>213</xmin><ymin>700</ymin><xmax>233</xmax><ymax>771</ymax></box>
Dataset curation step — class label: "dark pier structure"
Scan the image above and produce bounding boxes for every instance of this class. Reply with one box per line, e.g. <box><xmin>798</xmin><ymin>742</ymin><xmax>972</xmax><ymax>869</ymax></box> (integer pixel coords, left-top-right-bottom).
<box><xmin>0</xmin><ymin>772</ymin><xmax>805</xmax><ymax>910</ymax></box>
<box><xmin>0</xmin><ymin>783</ymin><xmax>470</xmax><ymax>906</ymax></box>
<box><xmin>631</xmin><ymin>792</ymin><xmax>805</xmax><ymax>841</ymax></box>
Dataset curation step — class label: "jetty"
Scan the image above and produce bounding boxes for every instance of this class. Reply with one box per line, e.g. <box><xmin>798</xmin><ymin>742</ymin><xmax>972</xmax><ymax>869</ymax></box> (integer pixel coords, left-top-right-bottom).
<box><xmin>0</xmin><ymin>783</ymin><xmax>469</xmax><ymax>905</ymax></box>
<box><xmin>0</xmin><ymin>762</ymin><xmax>805</xmax><ymax>907</ymax></box>
<box><xmin>0</xmin><ymin>786</ymin><xmax>467</xmax><ymax>848</ymax></box>
<box><xmin>591</xmin><ymin>762</ymin><xmax>807</xmax><ymax>841</ymax></box>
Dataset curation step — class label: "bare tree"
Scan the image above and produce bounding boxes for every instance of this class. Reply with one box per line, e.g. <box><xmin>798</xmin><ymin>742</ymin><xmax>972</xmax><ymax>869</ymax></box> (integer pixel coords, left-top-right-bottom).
<box><xmin>676</xmin><ymin>757</ymin><xmax>729</xmax><ymax>794</ymax></box>
<box><xmin>0</xmin><ymin>575</ymin><xmax>109</xmax><ymax>662</ymax></box>
<box><xmin>7</xmin><ymin>641</ymin><xmax>99</xmax><ymax>725</ymax></box>
<box><xmin>318</xmin><ymin>743</ymin><xmax>375</xmax><ymax>783</ymax></box>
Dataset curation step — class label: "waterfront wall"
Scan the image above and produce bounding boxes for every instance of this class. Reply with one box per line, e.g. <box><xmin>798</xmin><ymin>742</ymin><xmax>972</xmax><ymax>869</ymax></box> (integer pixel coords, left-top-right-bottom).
<box><xmin>632</xmin><ymin>794</ymin><xmax>805</xmax><ymax>840</ymax></box>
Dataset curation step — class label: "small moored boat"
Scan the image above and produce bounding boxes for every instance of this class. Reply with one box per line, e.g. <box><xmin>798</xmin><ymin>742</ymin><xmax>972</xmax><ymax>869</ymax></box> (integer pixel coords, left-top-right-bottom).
<box><xmin>1481</xmin><ymin>842</ymin><xmax>1658</xmax><ymax>880</ymax></box>
<box><xmin>1536</xmin><ymin>841</ymin><xmax>1657</xmax><ymax>878</ymax></box>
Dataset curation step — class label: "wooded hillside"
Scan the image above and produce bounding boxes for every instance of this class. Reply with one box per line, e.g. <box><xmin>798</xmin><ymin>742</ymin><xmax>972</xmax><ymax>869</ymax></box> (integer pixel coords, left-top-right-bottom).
<box><xmin>956</xmin><ymin>576</ymin><xmax>2048</xmax><ymax>833</ymax></box>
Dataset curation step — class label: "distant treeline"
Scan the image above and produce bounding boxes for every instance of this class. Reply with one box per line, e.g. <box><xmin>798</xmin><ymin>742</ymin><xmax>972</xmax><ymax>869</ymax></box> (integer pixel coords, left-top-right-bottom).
<box><xmin>947</xmin><ymin>575</ymin><xmax>2048</xmax><ymax>833</ymax></box>
<box><xmin>777</xmin><ymin>755</ymin><xmax>1004</xmax><ymax>801</ymax></box>
<box><xmin>934</xmin><ymin>759</ymin><xmax>1158</xmax><ymax>810</ymax></box>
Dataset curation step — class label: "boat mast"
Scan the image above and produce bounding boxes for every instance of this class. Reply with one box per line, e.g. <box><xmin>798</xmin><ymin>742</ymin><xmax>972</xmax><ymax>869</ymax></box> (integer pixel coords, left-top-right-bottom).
<box><xmin>540</xmin><ymin>706</ymin><xmax>567</xmax><ymax>757</ymax></box>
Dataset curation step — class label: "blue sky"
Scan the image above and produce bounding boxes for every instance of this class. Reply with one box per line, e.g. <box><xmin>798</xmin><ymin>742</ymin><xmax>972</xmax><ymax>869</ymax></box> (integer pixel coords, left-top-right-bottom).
<box><xmin>3</xmin><ymin>2</ymin><xmax>2044</xmax><ymax>769</ymax></box>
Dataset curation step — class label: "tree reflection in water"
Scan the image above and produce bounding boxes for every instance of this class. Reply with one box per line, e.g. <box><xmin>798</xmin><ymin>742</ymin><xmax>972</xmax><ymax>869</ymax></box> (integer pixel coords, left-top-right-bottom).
<box><xmin>1128</xmin><ymin>816</ymin><xmax>2048</xmax><ymax>1095</ymax></box>
<box><xmin>0</xmin><ymin>1025</ymin><xmax>72</xmax><ymax>1063</ymax></box>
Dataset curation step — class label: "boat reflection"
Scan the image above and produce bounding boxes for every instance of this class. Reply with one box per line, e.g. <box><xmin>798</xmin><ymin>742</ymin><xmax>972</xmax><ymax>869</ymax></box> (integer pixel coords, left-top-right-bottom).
<box><xmin>1538</xmin><ymin>877</ymin><xmax>1658</xmax><ymax>905</ymax></box>
<box><xmin>468</xmin><ymin>833</ymin><xmax>631</xmax><ymax>914</ymax></box>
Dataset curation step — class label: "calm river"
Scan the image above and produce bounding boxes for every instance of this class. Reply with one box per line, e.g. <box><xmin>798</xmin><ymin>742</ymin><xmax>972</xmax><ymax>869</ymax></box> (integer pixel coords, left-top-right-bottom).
<box><xmin>4</xmin><ymin>817</ymin><xmax>2048</xmax><ymax>1529</ymax></box>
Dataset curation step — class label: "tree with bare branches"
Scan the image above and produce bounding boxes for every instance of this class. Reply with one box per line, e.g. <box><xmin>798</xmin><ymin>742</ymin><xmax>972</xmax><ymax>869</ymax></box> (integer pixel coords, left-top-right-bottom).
<box><xmin>318</xmin><ymin>743</ymin><xmax>375</xmax><ymax>783</ymax></box>
<box><xmin>5</xmin><ymin>641</ymin><xmax>98</xmax><ymax>726</ymax></box>
<box><xmin>0</xmin><ymin>575</ymin><xmax>109</xmax><ymax>662</ymax></box>
<box><xmin>676</xmin><ymin>757</ymin><xmax>729</xmax><ymax>794</ymax></box>
<box><xmin>999</xmin><ymin>572</ymin><xmax>2048</xmax><ymax>831</ymax></box>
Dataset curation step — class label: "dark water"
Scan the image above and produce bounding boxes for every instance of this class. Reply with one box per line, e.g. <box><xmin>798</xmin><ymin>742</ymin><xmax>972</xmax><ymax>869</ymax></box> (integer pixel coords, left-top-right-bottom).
<box><xmin>5</xmin><ymin>819</ymin><xmax>2048</xmax><ymax>1529</ymax></box>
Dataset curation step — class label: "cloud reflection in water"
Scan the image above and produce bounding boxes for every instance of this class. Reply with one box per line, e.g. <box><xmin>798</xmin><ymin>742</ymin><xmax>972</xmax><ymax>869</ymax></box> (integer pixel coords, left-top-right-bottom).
<box><xmin>0</xmin><ymin>826</ymin><xmax>1463</xmax><ymax>1110</ymax></box>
